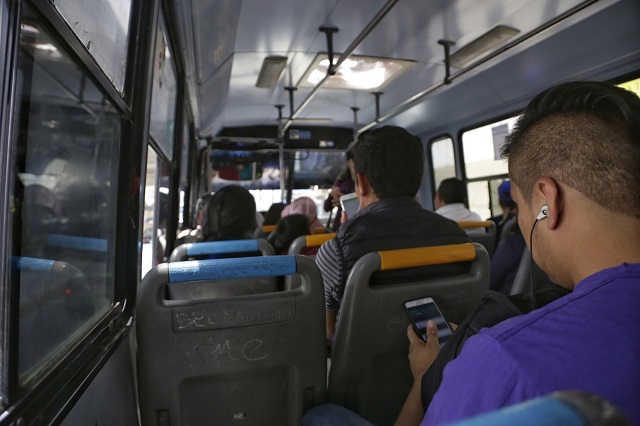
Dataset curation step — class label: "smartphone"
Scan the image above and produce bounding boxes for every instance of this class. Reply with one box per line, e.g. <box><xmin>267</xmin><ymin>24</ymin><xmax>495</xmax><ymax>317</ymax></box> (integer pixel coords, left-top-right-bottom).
<box><xmin>339</xmin><ymin>192</ymin><xmax>359</xmax><ymax>219</ymax></box>
<box><xmin>403</xmin><ymin>297</ymin><xmax>454</xmax><ymax>346</ymax></box>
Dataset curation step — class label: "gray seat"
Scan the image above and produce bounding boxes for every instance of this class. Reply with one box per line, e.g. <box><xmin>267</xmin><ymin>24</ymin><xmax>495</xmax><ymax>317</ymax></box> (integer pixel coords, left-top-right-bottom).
<box><xmin>327</xmin><ymin>243</ymin><xmax>490</xmax><ymax>425</ymax></box>
<box><xmin>458</xmin><ymin>221</ymin><xmax>497</xmax><ymax>258</ymax></box>
<box><xmin>168</xmin><ymin>239</ymin><xmax>277</xmax><ymax>298</ymax></box>
<box><xmin>169</xmin><ymin>238</ymin><xmax>274</xmax><ymax>262</ymax></box>
<box><xmin>136</xmin><ymin>255</ymin><xmax>327</xmax><ymax>426</ymax></box>
<box><xmin>287</xmin><ymin>233</ymin><xmax>336</xmax><ymax>257</ymax></box>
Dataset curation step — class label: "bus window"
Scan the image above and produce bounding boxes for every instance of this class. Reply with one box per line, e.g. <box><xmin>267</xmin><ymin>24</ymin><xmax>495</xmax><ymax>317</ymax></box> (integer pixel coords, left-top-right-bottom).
<box><xmin>618</xmin><ymin>77</ymin><xmax>640</xmax><ymax>97</ymax></box>
<box><xmin>10</xmin><ymin>6</ymin><xmax>120</xmax><ymax>382</ymax></box>
<box><xmin>141</xmin><ymin>148</ymin><xmax>170</xmax><ymax>277</ymax></box>
<box><xmin>462</xmin><ymin>116</ymin><xmax>518</xmax><ymax>179</ymax></box>
<box><xmin>149</xmin><ymin>16</ymin><xmax>177</xmax><ymax>160</ymax></box>
<box><xmin>429</xmin><ymin>137</ymin><xmax>456</xmax><ymax>190</ymax></box>
<box><xmin>53</xmin><ymin>0</ymin><xmax>132</xmax><ymax>94</ymax></box>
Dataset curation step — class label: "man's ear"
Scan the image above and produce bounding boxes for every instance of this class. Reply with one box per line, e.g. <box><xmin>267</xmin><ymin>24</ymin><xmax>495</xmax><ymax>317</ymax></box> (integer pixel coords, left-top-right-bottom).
<box><xmin>356</xmin><ymin>172</ymin><xmax>372</xmax><ymax>197</ymax></box>
<box><xmin>534</xmin><ymin>177</ymin><xmax>562</xmax><ymax>230</ymax></box>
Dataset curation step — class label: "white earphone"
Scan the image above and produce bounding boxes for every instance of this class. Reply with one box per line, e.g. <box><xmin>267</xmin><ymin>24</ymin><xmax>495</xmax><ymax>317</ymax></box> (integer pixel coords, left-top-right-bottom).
<box><xmin>536</xmin><ymin>205</ymin><xmax>549</xmax><ymax>221</ymax></box>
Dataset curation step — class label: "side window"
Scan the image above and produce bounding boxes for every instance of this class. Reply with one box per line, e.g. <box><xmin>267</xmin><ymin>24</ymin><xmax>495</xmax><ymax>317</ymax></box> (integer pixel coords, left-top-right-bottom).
<box><xmin>141</xmin><ymin>148</ymin><xmax>170</xmax><ymax>278</ymax></box>
<box><xmin>10</xmin><ymin>6</ymin><xmax>121</xmax><ymax>383</ymax></box>
<box><xmin>149</xmin><ymin>16</ymin><xmax>177</xmax><ymax>160</ymax></box>
<box><xmin>462</xmin><ymin>116</ymin><xmax>518</xmax><ymax>219</ymax></box>
<box><xmin>53</xmin><ymin>0</ymin><xmax>132</xmax><ymax>94</ymax></box>
<box><xmin>429</xmin><ymin>137</ymin><xmax>456</xmax><ymax>190</ymax></box>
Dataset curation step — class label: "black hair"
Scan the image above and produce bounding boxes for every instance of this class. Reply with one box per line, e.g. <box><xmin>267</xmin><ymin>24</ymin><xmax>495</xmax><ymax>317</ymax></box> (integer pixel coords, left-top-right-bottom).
<box><xmin>267</xmin><ymin>214</ymin><xmax>311</xmax><ymax>254</ymax></box>
<box><xmin>202</xmin><ymin>185</ymin><xmax>256</xmax><ymax>240</ymax></box>
<box><xmin>263</xmin><ymin>202</ymin><xmax>286</xmax><ymax>226</ymax></box>
<box><xmin>352</xmin><ymin>126</ymin><xmax>423</xmax><ymax>198</ymax></box>
<box><xmin>437</xmin><ymin>178</ymin><xmax>468</xmax><ymax>207</ymax></box>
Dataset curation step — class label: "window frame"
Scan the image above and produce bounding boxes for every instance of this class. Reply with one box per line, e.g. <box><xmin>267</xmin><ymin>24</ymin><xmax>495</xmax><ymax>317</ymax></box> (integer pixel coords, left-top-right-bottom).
<box><xmin>0</xmin><ymin>0</ymin><xmax>159</xmax><ymax>423</ymax></box>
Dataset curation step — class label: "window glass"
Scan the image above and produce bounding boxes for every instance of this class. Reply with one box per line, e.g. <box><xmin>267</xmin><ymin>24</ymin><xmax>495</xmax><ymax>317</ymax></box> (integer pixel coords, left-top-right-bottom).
<box><xmin>11</xmin><ymin>7</ymin><xmax>120</xmax><ymax>382</ymax></box>
<box><xmin>462</xmin><ymin>116</ymin><xmax>518</xmax><ymax>179</ymax></box>
<box><xmin>141</xmin><ymin>148</ymin><xmax>170</xmax><ymax>278</ymax></box>
<box><xmin>430</xmin><ymin>137</ymin><xmax>456</xmax><ymax>189</ymax></box>
<box><xmin>618</xmin><ymin>77</ymin><xmax>640</xmax><ymax>97</ymax></box>
<box><xmin>149</xmin><ymin>17</ymin><xmax>177</xmax><ymax>160</ymax></box>
<box><xmin>54</xmin><ymin>0</ymin><xmax>131</xmax><ymax>94</ymax></box>
<box><xmin>466</xmin><ymin>181</ymin><xmax>491</xmax><ymax>221</ymax></box>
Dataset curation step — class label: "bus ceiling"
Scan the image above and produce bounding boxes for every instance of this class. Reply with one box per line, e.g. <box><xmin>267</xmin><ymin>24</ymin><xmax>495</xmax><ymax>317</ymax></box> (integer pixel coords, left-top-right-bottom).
<box><xmin>173</xmin><ymin>0</ymin><xmax>640</xmax><ymax>141</ymax></box>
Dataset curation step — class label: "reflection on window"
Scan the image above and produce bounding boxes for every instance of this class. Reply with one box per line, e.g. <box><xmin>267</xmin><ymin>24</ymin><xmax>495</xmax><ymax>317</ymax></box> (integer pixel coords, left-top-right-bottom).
<box><xmin>141</xmin><ymin>149</ymin><xmax>170</xmax><ymax>278</ymax></box>
<box><xmin>11</xmin><ymin>6</ymin><xmax>120</xmax><ymax>382</ymax></box>
<box><xmin>54</xmin><ymin>0</ymin><xmax>132</xmax><ymax>94</ymax></box>
<box><xmin>430</xmin><ymin>137</ymin><xmax>456</xmax><ymax>189</ymax></box>
<box><xmin>462</xmin><ymin>116</ymin><xmax>518</xmax><ymax>179</ymax></box>
<box><xmin>149</xmin><ymin>16</ymin><xmax>177</xmax><ymax>159</ymax></box>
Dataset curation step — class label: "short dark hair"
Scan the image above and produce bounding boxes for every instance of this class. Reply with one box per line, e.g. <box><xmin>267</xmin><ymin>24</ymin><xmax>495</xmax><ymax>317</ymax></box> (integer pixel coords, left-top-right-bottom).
<box><xmin>203</xmin><ymin>185</ymin><xmax>256</xmax><ymax>240</ymax></box>
<box><xmin>352</xmin><ymin>126</ymin><xmax>424</xmax><ymax>198</ymax></box>
<box><xmin>437</xmin><ymin>178</ymin><xmax>468</xmax><ymax>206</ymax></box>
<box><xmin>268</xmin><ymin>214</ymin><xmax>311</xmax><ymax>253</ymax></box>
<box><xmin>502</xmin><ymin>81</ymin><xmax>640</xmax><ymax>217</ymax></box>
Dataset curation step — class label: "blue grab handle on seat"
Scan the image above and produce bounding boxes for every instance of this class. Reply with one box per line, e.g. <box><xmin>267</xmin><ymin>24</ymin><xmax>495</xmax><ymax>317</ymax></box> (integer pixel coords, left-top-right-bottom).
<box><xmin>47</xmin><ymin>234</ymin><xmax>108</xmax><ymax>252</ymax></box>
<box><xmin>445</xmin><ymin>398</ymin><xmax>584</xmax><ymax>426</ymax></box>
<box><xmin>185</xmin><ymin>240</ymin><xmax>259</xmax><ymax>256</ymax></box>
<box><xmin>169</xmin><ymin>256</ymin><xmax>297</xmax><ymax>283</ymax></box>
<box><xmin>11</xmin><ymin>256</ymin><xmax>55</xmax><ymax>272</ymax></box>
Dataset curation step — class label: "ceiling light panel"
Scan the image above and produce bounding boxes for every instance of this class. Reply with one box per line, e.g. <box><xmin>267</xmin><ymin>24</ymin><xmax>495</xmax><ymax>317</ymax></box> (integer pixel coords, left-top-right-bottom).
<box><xmin>298</xmin><ymin>54</ymin><xmax>415</xmax><ymax>90</ymax></box>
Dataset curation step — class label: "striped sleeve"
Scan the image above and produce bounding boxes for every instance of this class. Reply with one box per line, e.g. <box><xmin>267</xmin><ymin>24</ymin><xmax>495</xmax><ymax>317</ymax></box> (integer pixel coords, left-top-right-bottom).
<box><xmin>315</xmin><ymin>238</ymin><xmax>344</xmax><ymax>311</ymax></box>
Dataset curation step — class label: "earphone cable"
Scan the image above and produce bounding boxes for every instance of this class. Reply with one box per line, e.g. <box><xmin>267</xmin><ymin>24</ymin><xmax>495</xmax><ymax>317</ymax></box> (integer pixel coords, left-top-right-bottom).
<box><xmin>529</xmin><ymin>218</ymin><xmax>539</xmax><ymax>312</ymax></box>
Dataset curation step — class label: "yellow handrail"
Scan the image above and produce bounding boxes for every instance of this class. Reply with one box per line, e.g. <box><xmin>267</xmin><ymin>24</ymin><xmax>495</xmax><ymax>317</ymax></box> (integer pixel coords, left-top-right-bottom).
<box><xmin>379</xmin><ymin>243</ymin><xmax>476</xmax><ymax>271</ymax></box>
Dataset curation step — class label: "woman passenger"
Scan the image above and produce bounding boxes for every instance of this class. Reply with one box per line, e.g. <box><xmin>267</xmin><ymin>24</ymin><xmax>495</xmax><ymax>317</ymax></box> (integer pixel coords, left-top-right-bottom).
<box><xmin>202</xmin><ymin>185</ymin><xmax>256</xmax><ymax>241</ymax></box>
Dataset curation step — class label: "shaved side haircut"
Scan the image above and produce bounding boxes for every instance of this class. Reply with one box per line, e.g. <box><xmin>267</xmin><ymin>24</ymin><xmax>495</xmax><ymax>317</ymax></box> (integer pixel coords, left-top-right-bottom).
<box><xmin>502</xmin><ymin>81</ymin><xmax>640</xmax><ymax>218</ymax></box>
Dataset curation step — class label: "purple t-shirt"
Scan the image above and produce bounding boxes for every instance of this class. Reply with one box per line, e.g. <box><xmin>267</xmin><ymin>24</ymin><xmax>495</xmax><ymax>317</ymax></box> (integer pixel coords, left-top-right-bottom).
<box><xmin>423</xmin><ymin>263</ymin><xmax>640</xmax><ymax>425</ymax></box>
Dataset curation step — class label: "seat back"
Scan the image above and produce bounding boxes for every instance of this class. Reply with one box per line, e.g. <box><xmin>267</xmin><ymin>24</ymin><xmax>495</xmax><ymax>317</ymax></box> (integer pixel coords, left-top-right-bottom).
<box><xmin>328</xmin><ymin>243</ymin><xmax>489</xmax><ymax>425</ymax></box>
<box><xmin>169</xmin><ymin>239</ymin><xmax>274</xmax><ymax>262</ymax></box>
<box><xmin>136</xmin><ymin>255</ymin><xmax>326</xmax><ymax>426</ymax></box>
<box><xmin>458</xmin><ymin>221</ymin><xmax>497</xmax><ymax>257</ymax></box>
<box><xmin>288</xmin><ymin>233</ymin><xmax>336</xmax><ymax>256</ymax></box>
<box><xmin>168</xmin><ymin>240</ymin><xmax>277</xmax><ymax>299</ymax></box>
<box><xmin>510</xmin><ymin>247</ymin><xmax>532</xmax><ymax>295</ymax></box>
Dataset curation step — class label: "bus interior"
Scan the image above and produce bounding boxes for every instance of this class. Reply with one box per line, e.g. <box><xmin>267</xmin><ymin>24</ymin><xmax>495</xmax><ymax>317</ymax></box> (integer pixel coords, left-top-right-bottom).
<box><xmin>0</xmin><ymin>0</ymin><xmax>639</xmax><ymax>424</ymax></box>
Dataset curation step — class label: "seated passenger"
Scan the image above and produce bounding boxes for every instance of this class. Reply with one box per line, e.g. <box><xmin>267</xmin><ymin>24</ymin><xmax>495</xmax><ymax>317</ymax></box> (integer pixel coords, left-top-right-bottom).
<box><xmin>396</xmin><ymin>81</ymin><xmax>640</xmax><ymax>425</ymax></box>
<box><xmin>488</xmin><ymin>180</ymin><xmax>518</xmax><ymax>240</ymax></box>
<box><xmin>489</xmin><ymin>219</ymin><xmax>526</xmax><ymax>295</ymax></box>
<box><xmin>434</xmin><ymin>178</ymin><xmax>483</xmax><ymax>233</ymax></box>
<box><xmin>202</xmin><ymin>185</ymin><xmax>256</xmax><ymax>242</ymax></box>
<box><xmin>281</xmin><ymin>196</ymin><xmax>324</xmax><ymax>230</ymax></box>
<box><xmin>324</xmin><ymin>149</ymin><xmax>356</xmax><ymax>232</ymax></box>
<box><xmin>315</xmin><ymin>126</ymin><xmax>470</xmax><ymax>340</ymax></box>
<box><xmin>268</xmin><ymin>214</ymin><xmax>315</xmax><ymax>255</ymax></box>
<box><xmin>263</xmin><ymin>202</ymin><xmax>286</xmax><ymax>226</ymax></box>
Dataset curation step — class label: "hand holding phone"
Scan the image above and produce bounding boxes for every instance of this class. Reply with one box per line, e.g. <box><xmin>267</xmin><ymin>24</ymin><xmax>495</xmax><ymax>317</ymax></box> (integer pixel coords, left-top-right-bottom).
<box><xmin>339</xmin><ymin>192</ymin><xmax>359</xmax><ymax>219</ymax></box>
<box><xmin>403</xmin><ymin>297</ymin><xmax>454</xmax><ymax>347</ymax></box>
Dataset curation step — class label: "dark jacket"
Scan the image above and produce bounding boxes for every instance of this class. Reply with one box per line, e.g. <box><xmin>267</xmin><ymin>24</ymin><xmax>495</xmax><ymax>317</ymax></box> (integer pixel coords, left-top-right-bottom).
<box><xmin>335</xmin><ymin>196</ymin><xmax>471</xmax><ymax>285</ymax></box>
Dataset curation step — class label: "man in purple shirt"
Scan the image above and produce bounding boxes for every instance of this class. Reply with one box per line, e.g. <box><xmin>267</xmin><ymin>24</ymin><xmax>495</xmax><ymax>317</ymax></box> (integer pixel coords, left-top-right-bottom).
<box><xmin>396</xmin><ymin>81</ymin><xmax>640</xmax><ymax>425</ymax></box>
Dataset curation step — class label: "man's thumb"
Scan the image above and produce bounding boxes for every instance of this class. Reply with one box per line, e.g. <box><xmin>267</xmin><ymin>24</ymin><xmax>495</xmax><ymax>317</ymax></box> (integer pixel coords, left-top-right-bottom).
<box><xmin>426</xmin><ymin>320</ymin><xmax>440</xmax><ymax>347</ymax></box>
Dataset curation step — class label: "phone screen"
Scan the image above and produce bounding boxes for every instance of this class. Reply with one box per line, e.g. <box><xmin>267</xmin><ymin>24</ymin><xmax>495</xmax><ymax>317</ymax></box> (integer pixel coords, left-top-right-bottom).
<box><xmin>404</xmin><ymin>298</ymin><xmax>454</xmax><ymax>346</ymax></box>
<box><xmin>340</xmin><ymin>193</ymin><xmax>359</xmax><ymax>218</ymax></box>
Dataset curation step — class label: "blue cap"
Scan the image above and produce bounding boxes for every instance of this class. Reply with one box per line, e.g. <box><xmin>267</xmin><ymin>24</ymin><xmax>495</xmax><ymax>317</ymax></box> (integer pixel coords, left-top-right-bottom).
<box><xmin>498</xmin><ymin>180</ymin><xmax>512</xmax><ymax>203</ymax></box>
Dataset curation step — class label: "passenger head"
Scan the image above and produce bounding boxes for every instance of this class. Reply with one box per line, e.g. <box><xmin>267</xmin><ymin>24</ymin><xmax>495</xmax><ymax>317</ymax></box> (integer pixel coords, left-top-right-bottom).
<box><xmin>435</xmin><ymin>178</ymin><xmax>468</xmax><ymax>209</ymax></box>
<box><xmin>503</xmin><ymin>81</ymin><xmax>640</xmax><ymax>216</ymax></box>
<box><xmin>281</xmin><ymin>197</ymin><xmax>322</xmax><ymax>228</ymax></box>
<box><xmin>268</xmin><ymin>214</ymin><xmax>311</xmax><ymax>254</ymax></box>
<box><xmin>194</xmin><ymin>192</ymin><xmax>213</xmax><ymax>228</ymax></box>
<box><xmin>202</xmin><ymin>185</ymin><xmax>256</xmax><ymax>240</ymax></box>
<box><xmin>498</xmin><ymin>180</ymin><xmax>517</xmax><ymax>212</ymax></box>
<box><xmin>263</xmin><ymin>202</ymin><xmax>286</xmax><ymax>226</ymax></box>
<box><xmin>351</xmin><ymin>126</ymin><xmax>423</xmax><ymax>200</ymax></box>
